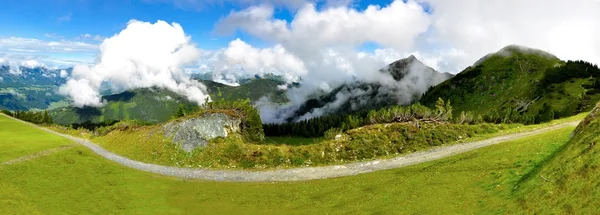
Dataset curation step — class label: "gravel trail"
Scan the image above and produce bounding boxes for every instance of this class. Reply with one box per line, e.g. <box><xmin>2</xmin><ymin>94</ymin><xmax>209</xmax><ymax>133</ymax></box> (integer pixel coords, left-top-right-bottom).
<box><xmin>2</xmin><ymin>114</ymin><xmax>579</xmax><ymax>182</ymax></box>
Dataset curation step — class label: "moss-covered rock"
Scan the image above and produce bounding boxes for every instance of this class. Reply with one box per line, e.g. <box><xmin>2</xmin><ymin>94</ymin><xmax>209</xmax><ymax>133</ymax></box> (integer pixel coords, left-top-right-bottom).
<box><xmin>163</xmin><ymin>113</ymin><xmax>242</xmax><ymax>152</ymax></box>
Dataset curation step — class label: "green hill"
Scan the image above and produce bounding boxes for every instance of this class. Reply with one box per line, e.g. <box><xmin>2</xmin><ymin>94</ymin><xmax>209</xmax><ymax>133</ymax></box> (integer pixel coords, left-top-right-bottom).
<box><xmin>515</xmin><ymin>102</ymin><xmax>600</xmax><ymax>213</ymax></box>
<box><xmin>51</xmin><ymin>79</ymin><xmax>285</xmax><ymax>125</ymax></box>
<box><xmin>421</xmin><ymin>45</ymin><xmax>600</xmax><ymax>124</ymax></box>
<box><xmin>51</xmin><ymin>88</ymin><xmax>197</xmax><ymax>125</ymax></box>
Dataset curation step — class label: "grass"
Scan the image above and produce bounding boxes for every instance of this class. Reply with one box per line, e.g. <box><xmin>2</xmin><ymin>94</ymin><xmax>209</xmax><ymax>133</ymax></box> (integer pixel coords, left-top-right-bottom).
<box><xmin>47</xmin><ymin>112</ymin><xmax>585</xmax><ymax>169</ymax></box>
<box><xmin>511</xmin><ymin>103</ymin><xmax>600</xmax><ymax>214</ymax></box>
<box><xmin>0</xmin><ymin>114</ymin><xmax>71</xmax><ymax>163</ymax></box>
<box><xmin>87</xmin><ymin>123</ymin><xmax>515</xmax><ymax>169</ymax></box>
<box><xmin>0</xmin><ymin>112</ymin><xmax>578</xmax><ymax>214</ymax></box>
<box><xmin>261</xmin><ymin>136</ymin><xmax>323</xmax><ymax>146</ymax></box>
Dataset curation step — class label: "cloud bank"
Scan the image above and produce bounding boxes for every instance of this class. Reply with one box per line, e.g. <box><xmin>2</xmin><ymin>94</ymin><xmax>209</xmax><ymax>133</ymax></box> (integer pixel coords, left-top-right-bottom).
<box><xmin>58</xmin><ymin>20</ymin><xmax>210</xmax><ymax>107</ymax></box>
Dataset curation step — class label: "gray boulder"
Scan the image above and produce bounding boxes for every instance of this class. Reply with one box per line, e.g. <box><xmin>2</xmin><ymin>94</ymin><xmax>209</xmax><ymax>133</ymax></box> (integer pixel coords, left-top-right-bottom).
<box><xmin>162</xmin><ymin>113</ymin><xmax>242</xmax><ymax>152</ymax></box>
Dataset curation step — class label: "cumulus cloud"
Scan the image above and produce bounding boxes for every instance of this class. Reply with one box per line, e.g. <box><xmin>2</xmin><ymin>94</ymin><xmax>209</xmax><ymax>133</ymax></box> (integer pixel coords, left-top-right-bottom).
<box><xmin>210</xmin><ymin>1</ymin><xmax>437</xmax><ymax>121</ymax></box>
<box><xmin>210</xmin><ymin>38</ymin><xmax>307</xmax><ymax>83</ymax></box>
<box><xmin>59</xmin><ymin>69</ymin><xmax>68</xmax><ymax>78</ymax></box>
<box><xmin>58</xmin><ymin>20</ymin><xmax>210</xmax><ymax>107</ymax></box>
<box><xmin>422</xmin><ymin>0</ymin><xmax>600</xmax><ymax>72</ymax></box>
<box><xmin>213</xmin><ymin>1</ymin><xmax>431</xmax><ymax>88</ymax></box>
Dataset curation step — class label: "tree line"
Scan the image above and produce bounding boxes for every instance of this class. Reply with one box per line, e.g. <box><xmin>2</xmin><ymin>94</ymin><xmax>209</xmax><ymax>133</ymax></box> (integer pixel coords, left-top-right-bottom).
<box><xmin>1</xmin><ymin>109</ymin><xmax>53</xmax><ymax>125</ymax></box>
<box><xmin>264</xmin><ymin>98</ymin><xmax>461</xmax><ymax>138</ymax></box>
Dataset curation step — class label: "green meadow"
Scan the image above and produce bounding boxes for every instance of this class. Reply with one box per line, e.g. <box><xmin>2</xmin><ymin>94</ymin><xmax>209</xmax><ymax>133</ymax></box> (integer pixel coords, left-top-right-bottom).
<box><xmin>0</xmin><ymin>113</ymin><xmax>579</xmax><ymax>214</ymax></box>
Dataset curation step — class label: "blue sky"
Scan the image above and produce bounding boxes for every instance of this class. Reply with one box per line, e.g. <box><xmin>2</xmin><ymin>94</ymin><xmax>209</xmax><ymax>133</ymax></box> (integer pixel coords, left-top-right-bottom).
<box><xmin>0</xmin><ymin>0</ymin><xmax>394</xmax><ymax>49</ymax></box>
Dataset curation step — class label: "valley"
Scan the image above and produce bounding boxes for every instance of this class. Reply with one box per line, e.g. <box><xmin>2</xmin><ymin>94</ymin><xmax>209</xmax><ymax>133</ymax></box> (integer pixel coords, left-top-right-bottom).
<box><xmin>2</xmin><ymin>0</ymin><xmax>599</xmax><ymax>212</ymax></box>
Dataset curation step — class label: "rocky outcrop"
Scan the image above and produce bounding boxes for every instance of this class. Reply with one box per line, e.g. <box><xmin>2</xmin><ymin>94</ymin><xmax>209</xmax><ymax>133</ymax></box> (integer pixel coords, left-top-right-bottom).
<box><xmin>162</xmin><ymin>113</ymin><xmax>242</xmax><ymax>152</ymax></box>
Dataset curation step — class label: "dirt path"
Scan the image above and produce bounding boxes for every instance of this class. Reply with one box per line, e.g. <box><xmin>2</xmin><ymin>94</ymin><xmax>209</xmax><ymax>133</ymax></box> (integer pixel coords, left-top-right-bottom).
<box><xmin>1</xmin><ymin>113</ymin><xmax>579</xmax><ymax>182</ymax></box>
<box><xmin>1</xmin><ymin>145</ymin><xmax>74</xmax><ymax>166</ymax></box>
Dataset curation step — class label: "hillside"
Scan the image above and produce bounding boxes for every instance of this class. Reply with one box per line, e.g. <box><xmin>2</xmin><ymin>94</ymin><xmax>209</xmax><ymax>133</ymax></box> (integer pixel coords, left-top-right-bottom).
<box><xmin>516</xmin><ymin>102</ymin><xmax>600</xmax><ymax>213</ymax></box>
<box><xmin>421</xmin><ymin>45</ymin><xmax>600</xmax><ymax>124</ymax></box>
<box><xmin>200</xmin><ymin>79</ymin><xmax>287</xmax><ymax>103</ymax></box>
<box><xmin>287</xmin><ymin>55</ymin><xmax>453</xmax><ymax>121</ymax></box>
<box><xmin>51</xmin><ymin>79</ymin><xmax>285</xmax><ymax>125</ymax></box>
<box><xmin>51</xmin><ymin>88</ymin><xmax>197</xmax><ymax>125</ymax></box>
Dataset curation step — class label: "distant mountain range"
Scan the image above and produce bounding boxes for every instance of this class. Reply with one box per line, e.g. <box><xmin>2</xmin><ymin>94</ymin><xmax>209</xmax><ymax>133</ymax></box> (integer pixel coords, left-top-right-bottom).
<box><xmin>50</xmin><ymin>78</ymin><xmax>288</xmax><ymax>125</ymax></box>
<box><xmin>5</xmin><ymin>45</ymin><xmax>599</xmax><ymax>126</ymax></box>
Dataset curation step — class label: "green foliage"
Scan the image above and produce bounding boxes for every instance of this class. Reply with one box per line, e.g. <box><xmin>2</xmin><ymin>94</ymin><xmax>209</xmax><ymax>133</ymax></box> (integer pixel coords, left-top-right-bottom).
<box><xmin>263</xmin><ymin>114</ymin><xmax>348</xmax><ymax>137</ymax></box>
<box><xmin>324</xmin><ymin>127</ymin><xmax>343</xmax><ymax>140</ymax></box>
<box><xmin>174</xmin><ymin>104</ymin><xmax>186</xmax><ymax>118</ymax></box>
<box><xmin>93</xmin><ymin>120</ymin><xmax>512</xmax><ymax>169</ymax></box>
<box><xmin>8</xmin><ymin>110</ymin><xmax>53</xmax><ymax>125</ymax></box>
<box><xmin>201</xmin><ymin>79</ymin><xmax>288</xmax><ymax>103</ymax></box>
<box><xmin>265</xmin><ymin>101</ymin><xmax>454</xmax><ymax>138</ymax></box>
<box><xmin>1</xmin><ymin>109</ymin><xmax>13</xmax><ymax>116</ymax></box>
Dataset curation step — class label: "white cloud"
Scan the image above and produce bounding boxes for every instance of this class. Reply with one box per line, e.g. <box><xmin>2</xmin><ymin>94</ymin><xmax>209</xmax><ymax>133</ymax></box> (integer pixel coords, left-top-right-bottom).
<box><xmin>59</xmin><ymin>69</ymin><xmax>68</xmax><ymax>78</ymax></box>
<box><xmin>212</xmin><ymin>0</ymin><xmax>431</xmax><ymax>90</ymax></box>
<box><xmin>210</xmin><ymin>38</ymin><xmax>307</xmax><ymax>83</ymax></box>
<box><xmin>216</xmin><ymin>1</ymin><xmax>430</xmax><ymax>52</ymax></box>
<box><xmin>0</xmin><ymin>37</ymin><xmax>97</xmax><ymax>53</ymax></box>
<box><xmin>20</xmin><ymin>59</ymin><xmax>44</xmax><ymax>68</ymax></box>
<box><xmin>58</xmin><ymin>20</ymin><xmax>210</xmax><ymax>107</ymax></box>
<box><xmin>77</xmin><ymin>34</ymin><xmax>106</xmax><ymax>41</ymax></box>
<box><xmin>422</xmin><ymin>0</ymin><xmax>600</xmax><ymax>71</ymax></box>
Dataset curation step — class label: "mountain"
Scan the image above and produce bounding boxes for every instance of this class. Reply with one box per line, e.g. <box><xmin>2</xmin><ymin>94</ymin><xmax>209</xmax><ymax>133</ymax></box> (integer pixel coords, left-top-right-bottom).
<box><xmin>51</xmin><ymin>87</ymin><xmax>197</xmax><ymax>125</ymax></box>
<box><xmin>0</xmin><ymin>66</ymin><xmax>69</xmax><ymax>110</ymax></box>
<box><xmin>286</xmin><ymin>55</ymin><xmax>453</xmax><ymax>121</ymax></box>
<box><xmin>199</xmin><ymin>79</ymin><xmax>287</xmax><ymax>103</ymax></box>
<box><xmin>51</xmin><ymin>78</ymin><xmax>286</xmax><ymax>125</ymax></box>
<box><xmin>516</xmin><ymin>102</ymin><xmax>600</xmax><ymax>213</ymax></box>
<box><xmin>420</xmin><ymin>45</ymin><xmax>600</xmax><ymax>124</ymax></box>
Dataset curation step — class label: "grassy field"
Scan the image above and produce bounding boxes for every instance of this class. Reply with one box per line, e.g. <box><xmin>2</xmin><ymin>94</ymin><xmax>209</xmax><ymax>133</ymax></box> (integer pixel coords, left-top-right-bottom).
<box><xmin>0</xmin><ymin>112</ymin><xmax>579</xmax><ymax>214</ymax></box>
<box><xmin>0</xmin><ymin>114</ymin><xmax>71</xmax><ymax>163</ymax></box>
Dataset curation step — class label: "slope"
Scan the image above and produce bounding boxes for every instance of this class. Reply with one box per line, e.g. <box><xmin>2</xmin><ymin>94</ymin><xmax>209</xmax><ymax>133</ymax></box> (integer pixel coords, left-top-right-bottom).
<box><xmin>50</xmin><ymin>88</ymin><xmax>197</xmax><ymax>125</ymax></box>
<box><xmin>421</xmin><ymin>45</ymin><xmax>600</xmax><ymax>124</ymax></box>
<box><xmin>200</xmin><ymin>79</ymin><xmax>287</xmax><ymax>103</ymax></box>
<box><xmin>288</xmin><ymin>55</ymin><xmax>453</xmax><ymax>121</ymax></box>
<box><xmin>0</xmin><ymin>109</ymin><xmax>579</xmax><ymax>214</ymax></box>
<box><xmin>515</xmin><ymin>102</ymin><xmax>600</xmax><ymax>214</ymax></box>
<box><xmin>51</xmin><ymin>79</ymin><xmax>285</xmax><ymax>125</ymax></box>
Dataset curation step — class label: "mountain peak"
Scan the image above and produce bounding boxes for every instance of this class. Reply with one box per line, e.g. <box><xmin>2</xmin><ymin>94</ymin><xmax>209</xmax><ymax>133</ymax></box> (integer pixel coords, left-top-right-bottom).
<box><xmin>474</xmin><ymin>44</ymin><xmax>558</xmax><ymax>66</ymax></box>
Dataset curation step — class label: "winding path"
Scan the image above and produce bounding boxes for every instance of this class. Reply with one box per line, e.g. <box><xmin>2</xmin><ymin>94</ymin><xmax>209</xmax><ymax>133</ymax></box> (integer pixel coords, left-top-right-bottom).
<box><xmin>3</xmin><ymin>114</ymin><xmax>579</xmax><ymax>182</ymax></box>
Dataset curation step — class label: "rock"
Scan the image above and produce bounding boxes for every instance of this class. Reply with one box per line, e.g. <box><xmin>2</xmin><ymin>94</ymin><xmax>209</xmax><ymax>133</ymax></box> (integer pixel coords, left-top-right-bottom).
<box><xmin>162</xmin><ymin>113</ymin><xmax>242</xmax><ymax>152</ymax></box>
